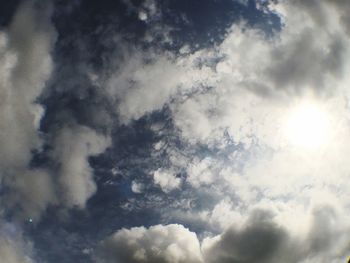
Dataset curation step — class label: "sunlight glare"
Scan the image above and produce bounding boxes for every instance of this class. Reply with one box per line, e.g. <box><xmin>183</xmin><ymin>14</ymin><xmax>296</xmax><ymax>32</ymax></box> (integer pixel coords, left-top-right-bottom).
<box><xmin>285</xmin><ymin>103</ymin><xmax>331</xmax><ymax>149</ymax></box>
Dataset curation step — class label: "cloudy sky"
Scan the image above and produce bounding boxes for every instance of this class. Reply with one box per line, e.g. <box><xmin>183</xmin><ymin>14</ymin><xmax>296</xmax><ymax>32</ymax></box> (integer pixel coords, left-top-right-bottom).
<box><xmin>1</xmin><ymin>0</ymin><xmax>350</xmax><ymax>262</ymax></box>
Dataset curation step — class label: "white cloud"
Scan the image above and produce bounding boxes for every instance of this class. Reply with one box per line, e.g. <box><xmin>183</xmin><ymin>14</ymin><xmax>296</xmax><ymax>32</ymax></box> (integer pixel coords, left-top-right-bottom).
<box><xmin>209</xmin><ymin>199</ymin><xmax>243</xmax><ymax>231</ymax></box>
<box><xmin>97</xmin><ymin>224</ymin><xmax>203</xmax><ymax>263</ymax></box>
<box><xmin>153</xmin><ymin>168</ymin><xmax>181</xmax><ymax>193</ymax></box>
<box><xmin>106</xmin><ymin>47</ymin><xmax>213</xmax><ymax>122</ymax></box>
<box><xmin>186</xmin><ymin>158</ymin><xmax>215</xmax><ymax>187</ymax></box>
<box><xmin>131</xmin><ymin>180</ymin><xmax>144</xmax><ymax>194</ymax></box>
<box><xmin>166</xmin><ymin>0</ymin><xmax>350</xmax><ymax>149</ymax></box>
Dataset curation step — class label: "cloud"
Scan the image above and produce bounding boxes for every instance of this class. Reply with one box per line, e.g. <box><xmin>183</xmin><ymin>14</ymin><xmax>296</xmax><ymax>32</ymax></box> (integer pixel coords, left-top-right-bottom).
<box><xmin>203</xmin><ymin>209</ymin><xmax>293</xmax><ymax>263</ymax></box>
<box><xmin>0</xmin><ymin>223</ymin><xmax>34</xmax><ymax>263</ymax></box>
<box><xmin>94</xmin><ymin>3</ymin><xmax>350</xmax><ymax>262</ymax></box>
<box><xmin>153</xmin><ymin>168</ymin><xmax>181</xmax><ymax>193</ymax></box>
<box><xmin>0</xmin><ymin>0</ymin><xmax>54</xmax><ymax>169</ymax></box>
<box><xmin>203</xmin><ymin>207</ymin><xmax>350</xmax><ymax>263</ymax></box>
<box><xmin>0</xmin><ymin>237</ymin><xmax>33</xmax><ymax>263</ymax></box>
<box><xmin>171</xmin><ymin>9</ymin><xmax>350</xmax><ymax>146</ymax></box>
<box><xmin>4</xmin><ymin>169</ymin><xmax>56</xmax><ymax>221</ymax></box>
<box><xmin>186</xmin><ymin>158</ymin><xmax>215</xmax><ymax>187</ymax></box>
<box><xmin>97</xmin><ymin>207</ymin><xmax>350</xmax><ymax>263</ymax></box>
<box><xmin>51</xmin><ymin>124</ymin><xmax>111</xmax><ymax>208</ymax></box>
<box><xmin>3</xmin><ymin>0</ymin><xmax>350</xmax><ymax>261</ymax></box>
<box><xmin>106</xmin><ymin>46</ymin><xmax>213</xmax><ymax>122</ymax></box>
<box><xmin>97</xmin><ymin>224</ymin><xmax>203</xmax><ymax>263</ymax></box>
<box><xmin>131</xmin><ymin>180</ymin><xmax>144</xmax><ymax>194</ymax></box>
<box><xmin>0</xmin><ymin>0</ymin><xmax>111</xmax><ymax>222</ymax></box>
<box><xmin>0</xmin><ymin>0</ymin><xmax>56</xmax><ymax>220</ymax></box>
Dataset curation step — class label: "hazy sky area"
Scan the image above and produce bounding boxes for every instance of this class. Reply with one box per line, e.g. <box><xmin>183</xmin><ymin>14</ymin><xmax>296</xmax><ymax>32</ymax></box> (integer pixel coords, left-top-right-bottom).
<box><xmin>1</xmin><ymin>0</ymin><xmax>350</xmax><ymax>262</ymax></box>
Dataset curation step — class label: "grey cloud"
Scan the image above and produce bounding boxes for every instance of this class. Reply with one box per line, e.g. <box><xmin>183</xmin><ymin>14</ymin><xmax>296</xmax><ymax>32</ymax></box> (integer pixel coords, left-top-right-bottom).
<box><xmin>269</xmin><ymin>32</ymin><xmax>338</xmax><ymax>93</ymax></box>
<box><xmin>306</xmin><ymin>205</ymin><xmax>350</xmax><ymax>261</ymax></box>
<box><xmin>96</xmin><ymin>207</ymin><xmax>350</xmax><ymax>263</ymax></box>
<box><xmin>0</xmin><ymin>223</ymin><xmax>34</xmax><ymax>263</ymax></box>
<box><xmin>203</xmin><ymin>207</ymin><xmax>350</xmax><ymax>263</ymax></box>
<box><xmin>263</xmin><ymin>1</ymin><xmax>350</xmax><ymax>97</ymax></box>
<box><xmin>0</xmin><ymin>0</ymin><xmax>54</xmax><ymax>170</ymax></box>
<box><xmin>52</xmin><ymin>124</ymin><xmax>111</xmax><ymax>208</ymax></box>
<box><xmin>0</xmin><ymin>0</ymin><xmax>56</xmax><ymax>220</ymax></box>
<box><xmin>96</xmin><ymin>0</ymin><xmax>350</xmax><ymax>153</ymax></box>
<box><xmin>0</xmin><ymin>0</ymin><xmax>111</xmax><ymax>221</ymax></box>
<box><xmin>267</xmin><ymin>28</ymin><xmax>346</xmax><ymax>96</ymax></box>
<box><xmin>203</xmin><ymin>210</ymin><xmax>290</xmax><ymax>263</ymax></box>
<box><xmin>4</xmin><ymin>169</ymin><xmax>56</xmax><ymax>221</ymax></box>
<box><xmin>299</xmin><ymin>0</ymin><xmax>350</xmax><ymax>36</ymax></box>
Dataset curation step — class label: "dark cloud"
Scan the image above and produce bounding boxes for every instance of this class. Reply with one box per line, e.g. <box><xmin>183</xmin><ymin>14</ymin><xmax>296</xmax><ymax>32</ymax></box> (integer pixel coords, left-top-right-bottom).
<box><xmin>203</xmin><ymin>210</ymin><xmax>292</xmax><ymax>263</ymax></box>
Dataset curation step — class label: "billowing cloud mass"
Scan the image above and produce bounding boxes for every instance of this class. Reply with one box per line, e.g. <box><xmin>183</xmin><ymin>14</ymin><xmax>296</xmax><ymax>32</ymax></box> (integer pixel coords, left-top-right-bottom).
<box><xmin>97</xmin><ymin>224</ymin><xmax>203</xmax><ymax>263</ymax></box>
<box><xmin>97</xmin><ymin>207</ymin><xmax>350</xmax><ymax>263</ymax></box>
<box><xmin>2</xmin><ymin>0</ymin><xmax>350</xmax><ymax>262</ymax></box>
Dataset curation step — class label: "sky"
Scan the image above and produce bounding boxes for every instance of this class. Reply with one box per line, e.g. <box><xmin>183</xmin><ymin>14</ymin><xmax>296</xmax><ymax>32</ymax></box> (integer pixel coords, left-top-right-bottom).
<box><xmin>1</xmin><ymin>0</ymin><xmax>350</xmax><ymax>262</ymax></box>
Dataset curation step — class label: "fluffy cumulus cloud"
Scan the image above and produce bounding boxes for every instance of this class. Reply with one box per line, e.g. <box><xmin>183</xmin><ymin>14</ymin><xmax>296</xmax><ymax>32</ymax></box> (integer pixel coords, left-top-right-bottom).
<box><xmin>153</xmin><ymin>168</ymin><xmax>181</xmax><ymax>193</ymax></box>
<box><xmin>97</xmin><ymin>224</ymin><xmax>203</xmax><ymax>263</ymax></box>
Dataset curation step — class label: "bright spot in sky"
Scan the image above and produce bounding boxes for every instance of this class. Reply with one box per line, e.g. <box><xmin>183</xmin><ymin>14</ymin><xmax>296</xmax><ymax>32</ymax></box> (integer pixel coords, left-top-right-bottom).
<box><xmin>285</xmin><ymin>103</ymin><xmax>331</xmax><ymax>149</ymax></box>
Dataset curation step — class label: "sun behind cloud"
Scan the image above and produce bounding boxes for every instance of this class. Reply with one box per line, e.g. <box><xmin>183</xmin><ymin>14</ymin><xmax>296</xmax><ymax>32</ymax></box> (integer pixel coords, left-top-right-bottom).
<box><xmin>284</xmin><ymin>101</ymin><xmax>332</xmax><ymax>149</ymax></box>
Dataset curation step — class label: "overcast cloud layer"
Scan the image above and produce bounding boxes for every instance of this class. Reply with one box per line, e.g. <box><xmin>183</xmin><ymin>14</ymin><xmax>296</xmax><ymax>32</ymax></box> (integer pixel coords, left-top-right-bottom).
<box><xmin>1</xmin><ymin>0</ymin><xmax>350</xmax><ymax>262</ymax></box>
